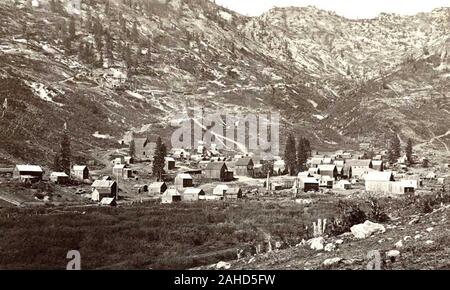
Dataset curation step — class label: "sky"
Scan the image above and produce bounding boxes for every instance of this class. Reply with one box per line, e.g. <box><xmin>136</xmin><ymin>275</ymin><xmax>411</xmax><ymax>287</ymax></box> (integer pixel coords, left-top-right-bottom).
<box><xmin>213</xmin><ymin>0</ymin><xmax>450</xmax><ymax>19</ymax></box>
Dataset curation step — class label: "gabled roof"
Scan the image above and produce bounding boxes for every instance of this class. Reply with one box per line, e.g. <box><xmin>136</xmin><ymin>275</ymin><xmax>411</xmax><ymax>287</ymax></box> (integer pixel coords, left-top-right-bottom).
<box><xmin>372</xmin><ymin>160</ymin><xmax>383</xmax><ymax>166</ymax></box>
<box><xmin>183</xmin><ymin>187</ymin><xmax>204</xmax><ymax>194</ymax></box>
<box><xmin>235</xmin><ymin>157</ymin><xmax>253</xmax><ymax>166</ymax></box>
<box><xmin>318</xmin><ymin>164</ymin><xmax>337</xmax><ymax>171</ymax></box>
<box><xmin>149</xmin><ymin>182</ymin><xmax>166</xmax><ymax>188</ymax></box>
<box><xmin>165</xmin><ymin>157</ymin><xmax>175</xmax><ymax>162</ymax></box>
<box><xmin>347</xmin><ymin>159</ymin><xmax>372</xmax><ymax>167</ymax></box>
<box><xmin>92</xmin><ymin>180</ymin><xmax>116</xmax><ymax>188</ymax></box>
<box><xmin>226</xmin><ymin>187</ymin><xmax>242</xmax><ymax>194</ymax></box>
<box><xmin>133</xmin><ymin>137</ymin><xmax>148</xmax><ymax>148</ymax></box>
<box><xmin>205</xmin><ymin>162</ymin><xmax>227</xmax><ymax>170</ymax></box>
<box><xmin>100</xmin><ymin>197</ymin><xmax>115</xmax><ymax>205</ymax></box>
<box><xmin>365</xmin><ymin>171</ymin><xmax>394</xmax><ymax>181</ymax></box>
<box><xmin>73</xmin><ymin>165</ymin><xmax>88</xmax><ymax>171</ymax></box>
<box><xmin>50</xmin><ymin>172</ymin><xmax>68</xmax><ymax>177</ymax></box>
<box><xmin>113</xmin><ymin>164</ymin><xmax>127</xmax><ymax>169</ymax></box>
<box><xmin>176</xmin><ymin>173</ymin><xmax>192</xmax><ymax>180</ymax></box>
<box><xmin>15</xmin><ymin>165</ymin><xmax>43</xmax><ymax>172</ymax></box>
<box><xmin>301</xmin><ymin>177</ymin><xmax>319</xmax><ymax>184</ymax></box>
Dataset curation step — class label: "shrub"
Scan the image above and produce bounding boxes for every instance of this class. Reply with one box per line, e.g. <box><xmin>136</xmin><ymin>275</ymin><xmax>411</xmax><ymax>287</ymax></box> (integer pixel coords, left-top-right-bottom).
<box><xmin>330</xmin><ymin>200</ymin><xmax>367</xmax><ymax>235</ymax></box>
<box><xmin>367</xmin><ymin>196</ymin><xmax>390</xmax><ymax>222</ymax></box>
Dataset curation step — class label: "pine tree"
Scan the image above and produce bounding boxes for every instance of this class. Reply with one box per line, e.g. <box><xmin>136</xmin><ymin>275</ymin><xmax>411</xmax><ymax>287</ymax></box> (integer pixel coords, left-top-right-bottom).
<box><xmin>406</xmin><ymin>138</ymin><xmax>413</xmax><ymax>165</ymax></box>
<box><xmin>152</xmin><ymin>137</ymin><xmax>166</xmax><ymax>180</ymax></box>
<box><xmin>284</xmin><ymin>134</ymin><xmax>297</xmax><ymax>176</ymax></box>
<box><xmin>388</xmin><ymin>134</ymin><xmax>401</xmax><ymax>164</ymax></box>
<box><xmin>129</xmin><ymin>139</ymin><xmax>135</xmax><ymax>157</ymax></box>
<box><xmin>296</xmin><ymin>138</ymin><xmax>307</xmax><ymax>173</ymax></box>
<box><xmin>58</xmin><ymin>126</ymin><xmax>71</xmax><ymax>175</ymax></box>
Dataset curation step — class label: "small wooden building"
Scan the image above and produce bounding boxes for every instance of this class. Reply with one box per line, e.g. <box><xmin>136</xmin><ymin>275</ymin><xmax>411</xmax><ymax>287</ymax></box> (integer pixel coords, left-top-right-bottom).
<box><xmin>174</xmin><ymin>173</ymin><xmax>193</xmax><ymax>191</ymax></box>
<box><xmin>318</xmin><ymin>164</ymin><xmax>338</xmax><ymax>179</ymax></box>
<box><xmin>161</xmin><ymin>189</ymin><xmax>182</xmax><ymax>204</ymax></box>
<box><xmin>112</xmin><ymin>164</ymin><xmax>132</xmax><ymax>179</ymax></box>
<box><xmin>13</xmin><ymin>165</ymin><xmax>44</xmax><ymax>183</ymax></box>
<box><xmin>204</xmin><ymin>162</ymin><xmax>231</xmax><ymax>181</ymax></box>
<box><xmin>234</xmin><ymin>157</ymin><xmax>254</xmax><ymax>177</ymax></box>
<box><xmin>372</xmin><ymin>160</ymin><xmax>384</xmax><ymax>171</ymax></box>
<box><xmin>300</xmin><ymin>177</ymin><xmax>319</xmax><ymax>192</ymax></box>
<box><xmin>213</xmin><ymin>184</ymin><xmax>229</xmax><ymax>196</ymax></box>
<box><xmin>91</xmin><ymin>180</ymin><xmax>117</xmax><ymax>202</ymax></box>
<box><xmin>72</xmin><ymin>165</ymin><xmax>89</xmax><ymax>180</ymax></box>
<box><xmin>182</xmin><ymin>187</ymin><xmax>205</xmax><ymax>201</ymax></box>
<box><xmin>225</xmin><ymin>187</ymin><xmax>242</xmax><ymax>199</ymax></box>
<box><xmin>165</xmin><ymin>157</ymin><xmax>176</xmax><ymax>171</ymax></box>
<box><xmin>50</xmin><ymin>172</ymin><xmax>70</xmax><ymax>184</ymax></box>
<box><xmin>149</xmin><ymin>181</ymin><xmax>167</xmax><ymax>195</ymax></box>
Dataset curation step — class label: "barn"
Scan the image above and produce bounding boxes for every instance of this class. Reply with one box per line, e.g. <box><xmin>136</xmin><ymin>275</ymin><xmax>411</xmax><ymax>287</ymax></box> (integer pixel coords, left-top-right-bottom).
<box><xmin>50</xmin><ymin>172</ymin><xmax>70</xmax><ymax>184</ymax></box>
<box><xmin>318</xmin><ymin>164</ymin><xmax>338</xmax><ymax>179</ymax></box>
<box><xmin>72</xmin><ymin>165</ymin><xmax>89</xmax><ymax>180</ymax></box>
<box><xmin>234</xmin><ymin>157</ymin><xmax>254</xmax><ymax>177</ymax></box>
<box><xmin>204</xmin><ymin>162</ymin><xmax>232</xmax><ymax>181</ymax></box>
<box><xmin>91</xmin><ymin>180</ymin><xmax>117</xmax><ymax>202</ymax></box>
<box><xmin>13</xmin><ymin>165</ymin><xmax>44</xmax><ymax>183</ymax></box>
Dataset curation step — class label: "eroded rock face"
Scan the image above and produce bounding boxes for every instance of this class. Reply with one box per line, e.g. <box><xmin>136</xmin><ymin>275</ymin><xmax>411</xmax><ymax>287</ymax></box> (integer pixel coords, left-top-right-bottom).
<box><xmin>307</xmin><ymin>237</ymin><xmax>325</xmax><ymax>251</ymax></box>
<box><xmin>350</xmin><ymin>221</ymin><xmax>386</xmax><ymax>239</ymax></box>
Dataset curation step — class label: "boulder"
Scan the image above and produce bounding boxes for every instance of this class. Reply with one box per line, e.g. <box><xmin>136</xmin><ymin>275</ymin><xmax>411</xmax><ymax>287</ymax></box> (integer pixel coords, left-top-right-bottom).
<box><xmin>323</xmin><ymin>257</ymin><xmax>342</xmax><ymax>267</ymax></box>
<box><xmin>386</xmin><ymin>250</ymin><xmax>400</xmax><ymax>260</ymax></box>
<box><xmin>307</xmin><ymin>237</ymin><xmax>325</xmax><ymax>251</ymax></box>
<box><xmin>395</xmin><ymin>240</ymin><xmax>403</xmax><ymax>248</ymax></box>
<box><xmin>350</xmin><ymin>221</ymin><xmax>386</xmax><ymax>239</ymax></box>
<box><xmin>216</xmin><ymin>261</ymin><xmax>231</xmax><ymax>270</ymax></box>
<box><xmin>324</xmin><ymin>243</ymin><xmax>336</xmax><ymax>252</ymax></box>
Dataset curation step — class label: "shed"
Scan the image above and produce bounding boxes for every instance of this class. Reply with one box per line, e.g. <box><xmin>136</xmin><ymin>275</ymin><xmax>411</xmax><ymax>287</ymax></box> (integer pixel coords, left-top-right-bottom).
<box><xmin>225</xmin><ymin>187</ymin><xmax>242</xmax><ymax>199</ymax></box>
<box><xmin>161</xmin><ymin>189</ymin><xmax>182</xmax><ymax>204</ymax></box>
<box><xmin>182</xmin><ymin>187</ymin><xmax>205</xmax><ymax>201</ymax></box>
<box><xmin>112</xmin><ymin>164</ymin><xmax>132</xmax><ymax>179</ymax></box>
<box><xmin>91</xmin><ymin>180</ymin><xmax>117</xmax><ymax>201</ymax></box>
<box><xmin>165</xmin><ymin>157</ymin><xmax>176</xmax><ymax>171</ymax></box>
<box><xmin>213</xmin><ymin>184</ymin><xmax>229</xmax><ymax>196</ymax></box>
<box><xmin>174</xmin><ymin>173</ymin><xmax>193</xmax><ymax>191</ymax></box>
<box><xmin>299</xmin><ymin>177</ymin><xmax>319</xmax><ymax>192</ymax></box>
<box><xmin>50</xmin><ymin>172</ymin><xmax>69</xmax><ymax>184</ymax></box>
<box><xmin>149</xmin><ymin>181</ymin><xmax>167</xmax><ymax>195</ymax></box>
<box><xmin>234</xmin><ymin>157</ymin><xmax>254</xmax><ymax>177</ymax></box>
<box><xmin>100</xmin><ymin>197</ymin><xmax>117</xmax><ymax>207</ymax></box>
<box><xmin>72</xmin><ymin>165</ymin><xmax>89</xmax><ymax>180</ymax></box>
<box><xmin>13</xmin><ymin>165</ymin><xmax>44</xmax><ymax>183</ymax></box>
<box><xmin>335</xmin><ymin>180</ymin><xmax>352</xmax><ymax>190</ymax></box>
<box><xmin>204</xmin><ymin>162</ymin><xmax>231</xmax><ymax>181</ymax></box>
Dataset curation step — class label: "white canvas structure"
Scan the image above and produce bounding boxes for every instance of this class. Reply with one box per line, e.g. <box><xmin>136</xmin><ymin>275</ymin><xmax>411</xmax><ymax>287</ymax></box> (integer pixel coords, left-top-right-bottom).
<box><xmin>335</xmin><ymin>180</ymin><xmax>352</xmax><ymax>190</ymax></box>
<box><xmin>161</xmin><ymin>189</ymin><xmax>182</xmax><ymax>204</ymax></box>
<box><xmin>213</xmin><ymin>184</ymin><xmax>229</xmax><ymax>196</ymax></box>
<box><xmin>182</xmin><ymin>187</ymin><xmax>204</xmax><ymax>201</ymax></box>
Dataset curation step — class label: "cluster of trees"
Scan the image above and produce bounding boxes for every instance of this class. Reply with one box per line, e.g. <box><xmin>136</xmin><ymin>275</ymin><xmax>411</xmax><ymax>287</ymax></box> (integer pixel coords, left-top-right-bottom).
<box><xmin>284</xmin><ymin>134</ymin><xmax>312</xmax><ymax>176</ymax></box>
<box><xmin>388</xmin><ymin>135</ymin><xmax>415</xmax><ymax>166</ymax></box>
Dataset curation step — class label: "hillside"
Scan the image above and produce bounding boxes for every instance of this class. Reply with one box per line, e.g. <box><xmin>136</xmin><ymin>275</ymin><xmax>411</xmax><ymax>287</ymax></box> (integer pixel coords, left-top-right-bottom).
<box><xmin>0</xmin><ymin>0</ymin><xmax>449</xmax><ymax>165</ymax></box>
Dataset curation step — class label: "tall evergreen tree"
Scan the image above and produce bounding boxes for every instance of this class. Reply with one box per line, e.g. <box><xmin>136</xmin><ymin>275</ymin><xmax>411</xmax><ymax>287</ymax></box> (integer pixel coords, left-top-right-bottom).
<box><xmin>152</xmin><ymin>137</ymin><xmax>166</xmax><ymax>180</ymax></box>
<box><xmin>57</xmin><ymin>125</ymin><xmax>71</xmax><ymax>175</ymax></box>
<box><xmin>129</xmin><ymin>139</ymin><xmax>135</xmax><ymax>158</ymax></box>
<box><xmin>296</xmin><ymin>137</ymin><xmax>308</xmax><ymax>173</ymax></box>
<box><xmin>388</xmin><ymin>134</ymin><xmax>401</xmax><ymax>164</ymax></box>
<box><xmin>406</xmin><ymin>138</ymin><xmax>413</xmax><ymax>165</ymax></box>
<box><xmin>284</xmin><ymin>134</ymin><xmax>297</xmax><ymax>176</ymax></box>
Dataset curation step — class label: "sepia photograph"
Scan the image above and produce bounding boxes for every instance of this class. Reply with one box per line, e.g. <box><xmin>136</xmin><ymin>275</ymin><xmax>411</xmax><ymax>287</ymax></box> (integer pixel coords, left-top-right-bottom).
<box><xmin>0</xmin><ymin>0</ymin><xmax>449</xmax><ymax>278</ymax></box>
